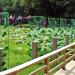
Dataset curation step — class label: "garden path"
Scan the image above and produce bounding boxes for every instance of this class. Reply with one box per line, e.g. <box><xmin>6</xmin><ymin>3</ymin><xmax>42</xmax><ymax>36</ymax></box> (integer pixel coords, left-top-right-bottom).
<box><xmin>55</xmin><ymin>60</ymin><xmax>75</xmax><ymax>75</ymax></box>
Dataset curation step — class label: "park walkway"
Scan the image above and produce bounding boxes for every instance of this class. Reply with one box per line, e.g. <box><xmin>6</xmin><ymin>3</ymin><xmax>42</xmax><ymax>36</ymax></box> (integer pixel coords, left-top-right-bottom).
<box><xmin>55</xmin><ymin>60</ymin><xmax>75</xmax><ymax>75</ymax></box>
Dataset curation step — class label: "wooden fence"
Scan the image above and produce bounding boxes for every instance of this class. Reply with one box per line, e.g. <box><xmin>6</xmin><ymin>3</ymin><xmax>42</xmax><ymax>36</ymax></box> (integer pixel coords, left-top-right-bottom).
<box><xmin>0</xmin><ymin>43</ymin><xmax>75</xmax><ymax>75</ymax></box>
<box><xmin>32</xmin><ymin>34</ymin><xmax>70</xmax><ymax>59</ymax></box>
<box><xmin>0</xmin><ymin>34</ymin><xmax>75</xmax><ymax>75</ymax></box>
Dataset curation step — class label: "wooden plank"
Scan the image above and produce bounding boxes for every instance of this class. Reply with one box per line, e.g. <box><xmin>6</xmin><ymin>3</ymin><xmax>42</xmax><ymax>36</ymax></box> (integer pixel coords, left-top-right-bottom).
<box><xmin>54</xmin><ymin>69</ymin><xmax>75</xmax><ymax>75</ymax></box>
<box><xmin>54</xmin><ymin>60</ymin><xmax>75</xmax><ymax>75</ymax></box>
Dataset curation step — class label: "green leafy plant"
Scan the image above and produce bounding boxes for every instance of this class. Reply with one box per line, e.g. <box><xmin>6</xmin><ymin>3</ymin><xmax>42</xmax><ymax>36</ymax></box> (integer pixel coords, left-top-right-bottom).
<box><xmin>1</xmin><ymin>25</ymin><xmax>75</xmax><ymax>75</ymax></box>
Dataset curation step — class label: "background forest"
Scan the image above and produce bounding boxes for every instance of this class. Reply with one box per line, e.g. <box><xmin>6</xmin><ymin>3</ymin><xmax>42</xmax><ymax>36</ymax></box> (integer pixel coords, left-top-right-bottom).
<box><xmin>0</xmin><ymin>0</ymin><xmax>75</xmax><ymax>17</ymax></box>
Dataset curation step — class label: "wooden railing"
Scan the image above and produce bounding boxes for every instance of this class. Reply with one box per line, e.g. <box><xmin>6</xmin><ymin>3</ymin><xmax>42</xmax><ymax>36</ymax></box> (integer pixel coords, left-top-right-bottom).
<box><xmin>0</xmin><ymin>42</ymin><xmax>75</xmax><ymax>75</ymax></box>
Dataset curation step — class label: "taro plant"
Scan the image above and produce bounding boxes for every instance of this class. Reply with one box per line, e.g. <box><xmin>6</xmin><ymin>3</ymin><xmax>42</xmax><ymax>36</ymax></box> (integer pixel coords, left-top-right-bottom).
<box><xmin>1</xmin><ymin>26</ymin><xmax>75</xmax><ymax>70</ymax></box>
<box><xmin>27</xmin><ymin>27</ymin><xmax>75</xmax><ymax>56</ymax></box>
<box><xmin>0</xmin><ymin>25</ymin><xmax>9</xmax><ymax>71</ymax></box>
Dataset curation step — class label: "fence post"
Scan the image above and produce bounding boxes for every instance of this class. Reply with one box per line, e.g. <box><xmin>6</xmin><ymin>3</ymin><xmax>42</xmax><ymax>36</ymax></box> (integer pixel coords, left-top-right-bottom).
<box><xmin>52</xmin><ymin>37</ymin><xmax>58</xmax><ymax>58</ymax></box>
<box><xmin>62</xmin><ymin>34</ymin><xmax>69</xmax><ymax>70</ymax></box>
<box><xmin>32</xmin><ymin>41</ymin><xmax>38</xmax><ymax>59</ymax></box>
<box><xmin>74</xmin><ymin>34</ymin><xmax>75</xmax><ymax>41</ymax></box>
<box><xmin>73</xmin><ymin>45</ymin><xmax>75</xmax><ymax>61</ymax></box>
<box><xmin>65</xmin><ymin>34</ymin><xmax>69</xmax><ymax>45</ymax></box>
<box><xmin>0</xmin><ymin>48</ymin><xmax>3</xmax><ymax>71</ymax></box>
<box><xmin>44</xmin><ymin>58</ymin><xmax>49</xmax><ymax>74</ymax></box>
<box><xmin>62</xmin><ymin>49</ymin><xmax>66</xmax><ymax>70</ymax></box>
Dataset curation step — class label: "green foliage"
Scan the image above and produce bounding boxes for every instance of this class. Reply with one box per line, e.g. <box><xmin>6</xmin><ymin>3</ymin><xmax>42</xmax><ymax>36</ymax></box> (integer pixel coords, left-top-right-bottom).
<box><xmin>0</xmin><ymin>25</ymin><xmax>75</xmax><ymax>75</ymax></box>
<box><xmin>2</xmin><ymin>26</ymin><xmax>75</xmax><ymax>57</ymax></box>
<box><xmin>0</xmin><ymin>26</ymin><xmax>8</xmax><ymax>71</ymax></box>
<box><xmin>0</xmin><ymin>0</ymin><xmax>74</xmax><ymax>17</ymax></box>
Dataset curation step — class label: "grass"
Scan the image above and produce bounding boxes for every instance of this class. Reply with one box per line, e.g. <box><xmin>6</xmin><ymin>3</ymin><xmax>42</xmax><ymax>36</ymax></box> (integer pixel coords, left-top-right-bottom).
<box><xmin>0</xmin><ymin>26</ymin><xmax>41</xmax><ymax>75</ymax></box>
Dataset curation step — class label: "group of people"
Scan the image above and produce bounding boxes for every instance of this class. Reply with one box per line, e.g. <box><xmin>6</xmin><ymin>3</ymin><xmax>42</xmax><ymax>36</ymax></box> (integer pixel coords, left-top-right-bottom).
<box><xmin>9</xmin><ymin>15</ymin><xmax>48</xmax><ymax>28</ymax></box>
<box><xmin>9</xmin><ymin>15</ymin><xmax>32</xmax><ymax>25</ymax></box>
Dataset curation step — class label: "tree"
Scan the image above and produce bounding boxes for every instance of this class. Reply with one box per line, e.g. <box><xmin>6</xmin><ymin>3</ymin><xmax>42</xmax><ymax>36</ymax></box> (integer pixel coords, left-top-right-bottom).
<box><xmin>0</xmin><ymin>0</ymin><xmax>74</xmax><ymax>18</ymax></box>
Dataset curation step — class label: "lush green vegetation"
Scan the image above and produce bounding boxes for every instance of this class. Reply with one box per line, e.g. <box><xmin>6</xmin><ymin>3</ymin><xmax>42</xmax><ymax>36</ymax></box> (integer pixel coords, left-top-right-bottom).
<box><xmin>0</xmin><ymin>0</ymin><xmax>75</xmax><ymax>74</ymax></box>
<box><xmin>0</xmin><ymin>25</ymin><xmax>75</xmax><ymax>74</ymax></box>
